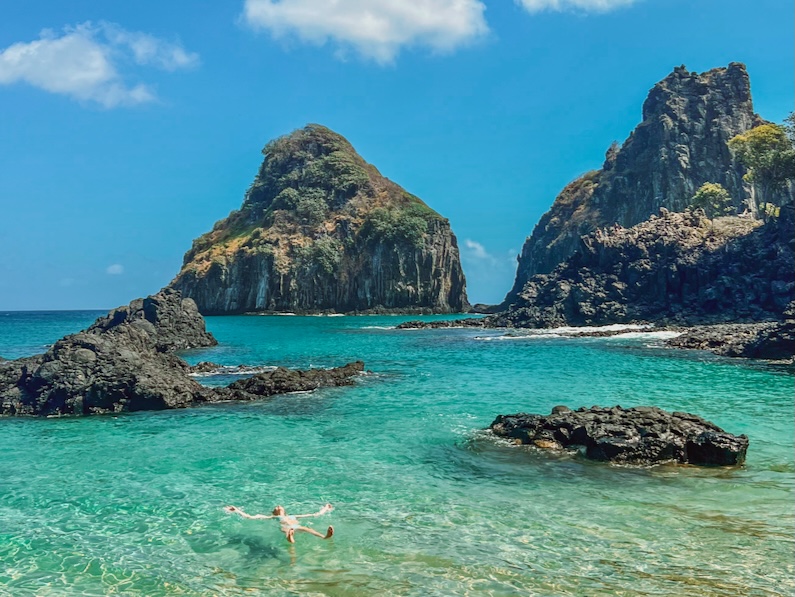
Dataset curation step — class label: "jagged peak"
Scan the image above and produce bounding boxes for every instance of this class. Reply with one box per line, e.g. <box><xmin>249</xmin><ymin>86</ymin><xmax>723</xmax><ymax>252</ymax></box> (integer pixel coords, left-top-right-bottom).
<box><xmin>642</xmin><ymin>62</ymin><xmax>752</xmax><ymax>122</ymax></box>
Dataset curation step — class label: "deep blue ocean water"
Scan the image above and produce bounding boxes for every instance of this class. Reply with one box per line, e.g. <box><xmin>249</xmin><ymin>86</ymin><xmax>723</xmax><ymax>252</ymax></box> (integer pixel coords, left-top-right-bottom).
<box><xmin>0</xmin><ymin>311</ymin><xmax>793</xmax><ymax>596</ymax></box>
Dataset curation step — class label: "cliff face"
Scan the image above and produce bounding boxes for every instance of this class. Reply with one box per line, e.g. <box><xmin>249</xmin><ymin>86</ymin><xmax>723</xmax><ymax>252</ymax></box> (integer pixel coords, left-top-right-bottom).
<box><xmin>171</xmin><ymin>125</ymin><xmax>469</xmax><ymax>314</ymax></box>
<box><xmin>505</xmin><ymin>63</ymin><xmax>760</xmax><ymax>305</ymax></box>
<box><xmin>489</xmin><ymin>208</ymin><xmax>794</xmax><ymax>328</ymax></box>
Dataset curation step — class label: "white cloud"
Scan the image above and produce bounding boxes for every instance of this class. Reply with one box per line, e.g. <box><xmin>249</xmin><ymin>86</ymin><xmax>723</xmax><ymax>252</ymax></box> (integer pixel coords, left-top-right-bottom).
<box><xmin>464</xmin><ymin>239</ymin><xmax>492</xmax><ymax>262</ymax></box>
<box><xmin>460</xmin><ymin>240</ymin><xmax>519</xmax><ymax>305</ymax></box>
<box><xmin>0</xmin><ymin>22</ymin><xmax>198</xmax><ymax>107</ymax></box>
<box><xmin>101</xmin><ymin>24</ymin><xmax>200</xmax><ymax>71</ymax></box>
<box><xmin>242</xmin><ymin>0</ymin><xmax>488</xmax><ymax>63</ymax></box>
<box><xmin>106</xmin><ymin>264</ymin><xmax>124</xmax><ymax>275</ymax></box>
<box><xmin>516</xmin><ymin>0</ymin><xmax>637</xmax><ymax>13</ymax></box>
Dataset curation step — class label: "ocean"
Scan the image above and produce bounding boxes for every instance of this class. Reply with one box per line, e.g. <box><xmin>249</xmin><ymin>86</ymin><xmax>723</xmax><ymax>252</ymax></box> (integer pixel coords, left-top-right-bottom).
<box><xmin>1</xmin><ymin>311</ymin><xmax>793</xmax><ymax>596</ymax></box>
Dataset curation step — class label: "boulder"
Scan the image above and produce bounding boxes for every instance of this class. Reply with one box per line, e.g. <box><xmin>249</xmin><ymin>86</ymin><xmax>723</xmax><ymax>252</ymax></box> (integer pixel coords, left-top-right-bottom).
<box><xmin>489</xmin><ymin>405</ymin><xmax>748</xmax><ymax>466</ymax></box>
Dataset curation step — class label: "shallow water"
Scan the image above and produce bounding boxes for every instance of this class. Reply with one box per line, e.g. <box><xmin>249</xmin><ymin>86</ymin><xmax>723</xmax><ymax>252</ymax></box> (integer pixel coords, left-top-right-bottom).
<box><xmin>1</xmin><ymin>313</ymin><xmax>793</xmax><ymax>596</ymax></box>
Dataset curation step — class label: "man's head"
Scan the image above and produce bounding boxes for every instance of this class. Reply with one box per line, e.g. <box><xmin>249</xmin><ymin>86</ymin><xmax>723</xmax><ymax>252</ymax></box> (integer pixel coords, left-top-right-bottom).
<box><xmin>272</xmin><ymin>505</ymin><xmax>285</xmax><ymax>516</ymax></box>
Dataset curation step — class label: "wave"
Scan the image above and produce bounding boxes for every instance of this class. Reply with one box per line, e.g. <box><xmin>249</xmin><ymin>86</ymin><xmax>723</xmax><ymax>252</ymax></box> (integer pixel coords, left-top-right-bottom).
<box><xmin>474</xmin><ymin>334</ymin><xmax>563</xmax><ymax>341</ymax></box>
<box><xmin>605</xmin><ymin>331</ymin><xmax>682</xmax><ymax>340</ymax></box>
<box><xmin>540</xmin><ymin>323</ymin><xmax>651</xmax><ymax>335</ymax></box>
<box><xmin>360</xmin><ymin>325</ymin><xmax>395</xmax><ymax>330</ymax></box>
<box><xmin>473</xmin><ymin>324</ymin><xmax>681</xmax><ymax>343</ymax></box>
<box><xmin>189</xmin><ymin>365</ymin><xmax>278</xmax><ymax>378</ymax></box>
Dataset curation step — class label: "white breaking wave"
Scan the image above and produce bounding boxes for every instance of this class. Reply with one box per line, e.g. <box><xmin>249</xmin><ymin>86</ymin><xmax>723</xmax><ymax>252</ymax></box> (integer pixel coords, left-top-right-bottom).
<box><xmin>360</xmin><ymin>325</ymin><xmax>395</xmax><ymax>330</ymax></box>
<box><xmin>472</xmin><ymin>324</ymin><xmax>681</xmax><ymax>343</ymax></box>
<box><xmin>605</xmin><ymin>331</ymin><xmax>682</xmax><ymax>340</ymax></box>
<box><xmin>189</xmin><ymin>365</ymin><xmax>278</xmax><ymax>378</ymax></box>
<box><xmin>474</xmin><ymin>334</ymin><xmax>563</xmax><ymax>341</ymax></box>
<box><xmin>539</xmin><ymin>323</ymin><xmax>651</xmax><ymax>335</ymax></box>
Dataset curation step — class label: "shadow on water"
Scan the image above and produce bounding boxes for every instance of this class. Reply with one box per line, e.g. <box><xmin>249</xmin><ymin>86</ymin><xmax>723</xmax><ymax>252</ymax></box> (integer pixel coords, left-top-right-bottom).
<box><xmin>190</xmin><ymin>532</ymin><xmax>288</xmax><ymax>565</ymax></box>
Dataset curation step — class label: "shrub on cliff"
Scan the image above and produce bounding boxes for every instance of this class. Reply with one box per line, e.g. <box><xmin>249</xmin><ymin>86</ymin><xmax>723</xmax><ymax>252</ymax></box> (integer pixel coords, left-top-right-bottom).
<box><xmin>360</xmin><ymin>206</ymin><xmax>429</xmax><ymax>249</ymax></box>
<box><xmin>729</xmin><ymin>122</ymin><xmax>795</xmax><ymax>209</ymax></box>
<box><xmin>690</xmin><ymin>183</ymin><xmax>734</xmax><ymax>218</ymax></box>
<box><xmin>296</xmin><ymin>237</ymin><xmax>343</xmax><ymax>274</ymax></box>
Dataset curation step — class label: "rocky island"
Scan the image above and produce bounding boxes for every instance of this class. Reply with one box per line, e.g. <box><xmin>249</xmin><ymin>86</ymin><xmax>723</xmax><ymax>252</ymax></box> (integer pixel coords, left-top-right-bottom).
<box><xmin>490</xmin><ymin>405</ymin><xmax>749</xmax><ymax>466</ymax></box>
<box><xmin>0</xmin><ymin>289</ymin><xmax>363</xmax><ymax>416</ymax></box>
<box><xmin>170</xmin><ymin>124</ymin><xmax>469</xmax><ymax>314</ymax></box>
<box><xmin>400</xmin><ymin>63</ymin><xmax>794</xmax><ymax>362</ymax></box>
<box><xmin>503</xmin><ymin>63</ymin><xmax>764</xmax><ymax>307</ymax></box>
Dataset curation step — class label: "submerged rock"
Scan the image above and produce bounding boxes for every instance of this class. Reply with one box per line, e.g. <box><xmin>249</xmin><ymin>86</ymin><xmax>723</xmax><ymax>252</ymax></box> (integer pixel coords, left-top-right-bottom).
<box><xmin>171</xmin><ymin>124</ymin><xmax>468</xmax><ymax>314</ymax></box>
<box><xmin>395</xmin><ymin>318</ymin><xmax>486</xmax><ymax>330</ymax></box>
<box><xmin>0</xmin><ymin>290</ymin><xmax>363</xmax><ymax>416</ymax></box>
<box><xmin>490</xmin><ymin>405</ymin><xmax>748</xmax><ymax>466</ymax></box>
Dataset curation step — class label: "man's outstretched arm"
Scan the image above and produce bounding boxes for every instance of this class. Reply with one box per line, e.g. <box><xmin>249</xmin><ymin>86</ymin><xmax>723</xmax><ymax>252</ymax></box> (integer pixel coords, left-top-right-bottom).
<box><xmin>224</xmin><ymin>505</ymin><xmax>274</xmax><ymax>520</ymax></box>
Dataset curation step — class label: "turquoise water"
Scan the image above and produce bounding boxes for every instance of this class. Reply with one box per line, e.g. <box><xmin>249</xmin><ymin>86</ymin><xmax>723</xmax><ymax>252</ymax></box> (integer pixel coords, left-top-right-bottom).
<box><xmin>1</xmin><ymin>312</ymin><xmax>793</xmax><ymax>596</ymax></box>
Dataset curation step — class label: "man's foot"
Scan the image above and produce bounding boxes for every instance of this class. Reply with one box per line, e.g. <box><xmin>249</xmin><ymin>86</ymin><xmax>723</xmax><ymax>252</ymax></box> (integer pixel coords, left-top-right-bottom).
<box><xmin>324</xmin><ymin>526</ymin><xmax>334</xmax><ymax>539</ymax></box>
<box><xmin>286</xmin><ymin>529</ymin><xmax>295</xmax><ymax>544</ymax></box>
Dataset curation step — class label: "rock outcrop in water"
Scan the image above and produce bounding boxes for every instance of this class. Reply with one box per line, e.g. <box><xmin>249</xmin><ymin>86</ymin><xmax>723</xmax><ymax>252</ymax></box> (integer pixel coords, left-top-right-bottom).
<box><xmin>171</xmin><ymin>124</ymin><xmax>468</xmax><ymax>314</ymax></box>
<box><xmin>490</xmin><ymin>405</ymin><xmax>749</xmax><ymax>466</ymax></box>
<box><xmin>504</xmin><ymin>63</ymin><xmax>767</xmax><ymax>307</ymax></box>
<box><xmin>666</xmin><ymin>301</ymin><xmax>795</xmax><ymax>361</ymax></box>
<box><xmin>0</xmin><ymin>290</ymin><xmax>363</xmax><ymax>416</ymax></box>
<box><xmin>489</xmin><ymin>208</ymin><xmax>794</xmax><ymax>328</ymax></box>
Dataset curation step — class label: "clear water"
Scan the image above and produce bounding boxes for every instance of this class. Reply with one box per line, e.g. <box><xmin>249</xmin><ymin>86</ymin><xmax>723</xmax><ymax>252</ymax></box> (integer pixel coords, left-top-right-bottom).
<box><xmin>1</xmin><ymin>312</ymin><xmax>793</xmax><ymax>596</ymax></box>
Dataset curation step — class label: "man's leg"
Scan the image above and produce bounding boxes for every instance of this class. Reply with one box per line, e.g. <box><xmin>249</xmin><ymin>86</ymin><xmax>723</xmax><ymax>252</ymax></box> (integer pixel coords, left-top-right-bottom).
<box><xmin>296</xmin><ymin>526</ymin><xmax>334</xmax><ymax>539</ymax></box>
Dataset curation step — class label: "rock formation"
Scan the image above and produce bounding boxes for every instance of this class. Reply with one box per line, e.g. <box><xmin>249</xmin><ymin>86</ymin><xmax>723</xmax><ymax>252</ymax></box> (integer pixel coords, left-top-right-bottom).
<box><xmin>171</xmin><ymin>124</ymin><xmax>469</xmax><ymax>314</ymax></box>
<box><xmin>504</xmin><ymin>63</ymin><xmax>762</xmax><ymax>306</ymax></box>
<box><xmin>490</xmin><ymin>405</ymin><xmax>749</xmax><ymax>466</ymax></box>
<box><xmin>489</xmin><ymin>208</ymin><xmax>794</xmax><ymax>328</ymax></box>
<box><xmin>666</xmin><ymin>301</ymin><xmax>795</xmax><ymax>361</ymax></box>
<box><xmin>0</xmin><ymin>290</ymin><xmax>363</xmax><ymax>416</ymax></box>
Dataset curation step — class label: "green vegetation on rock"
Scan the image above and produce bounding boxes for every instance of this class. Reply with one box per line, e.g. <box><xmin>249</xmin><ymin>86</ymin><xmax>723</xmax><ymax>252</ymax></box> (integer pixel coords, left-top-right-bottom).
<box><xmin>360</xmin><ymin>204</ymin><xmax>432</xmax><ymax>249</ymax></box>
<box><xmin>170</xmin><ymin>124</ymin><xmax>469</xmax><ymax>313</ymax></box>
<box><xmin>690</xmin><ymin>183</ymin><xmax>734</xmax><ymax>218</ymax></box>
<box><xmin>729</xmin><ymin>120</ymin><xmax>795</xmax><ymax>209</ymax></box>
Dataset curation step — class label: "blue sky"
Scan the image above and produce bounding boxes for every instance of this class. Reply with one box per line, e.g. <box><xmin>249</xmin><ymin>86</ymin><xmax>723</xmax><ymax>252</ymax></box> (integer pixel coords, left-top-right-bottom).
<box><xmin>0</xmin><ymin>0</ymin><xmax>792</xmax><ymax>310</ymax></box>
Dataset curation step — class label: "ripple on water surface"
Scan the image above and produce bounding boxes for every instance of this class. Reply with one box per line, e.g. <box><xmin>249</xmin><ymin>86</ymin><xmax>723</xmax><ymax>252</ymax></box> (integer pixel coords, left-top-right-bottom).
<box><xmin>0</xmin><ymin>314</ymin><xmax>793</xmax><ymax>596</ymax></box>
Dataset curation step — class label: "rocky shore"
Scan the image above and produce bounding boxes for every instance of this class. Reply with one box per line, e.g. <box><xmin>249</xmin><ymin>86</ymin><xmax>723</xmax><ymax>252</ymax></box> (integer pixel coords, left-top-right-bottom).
<box><xmin>666</xmin><ymin>316</ymin><xmax>794</xmax><ymax>362</ymax></box>
<box><xmin>398</xmin><ymin>208</ymin><xmax>794</xmax><ymax>363</ymax></box>
<box><xmin>490</xmin><ymin>405</ymin><xmax>749</xmax><ymax>466</ymax></box>
<box><xmin>492</xmin><ymin>209</ymin><xmax>793</xmax><ymax>329</ymax></box>
<box><xmin>0</xmin><ymin>290</ymin><xmax>363</xmax><ymax>416</ymax></box>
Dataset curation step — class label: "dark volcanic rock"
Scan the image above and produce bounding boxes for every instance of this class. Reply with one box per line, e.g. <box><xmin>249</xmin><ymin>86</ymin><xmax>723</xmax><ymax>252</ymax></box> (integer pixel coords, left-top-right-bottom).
<box><xmin>223</xmin><ymin>361</ymin><xmax>364</xmax><ymax>399</ymax></box>
<box><xmin>0</xmin><ymin>290</ymin><xmax>363</xmax><ymax>416</ymax></box>
<box><xmin>490</xmin><ymin>405</ymin><xmax>748</xmax><ymax>466</ymax></box>
<box><xmin>395</xmin><ymin>318</ymin><xmax>486</xmax><ymax>330</ymax></box>
<box><xmin>504</xmin><ymin>63</ymin><xmax>786</xmax><ymax>307</ymax></box>
<box><xmin>171</xmin><ymin>124</ymin><xmax>469</xmax><ymax>314</ymax></box>
<box><xmin>667</xmin><ymin>302</ymin><xmax>795</xmax><ymax>361</ymax></box>
<box><xmin>488</xmin><ymin>209</ymin><xmax>794</xmax><ymax>328</ymax></box>
<box><xmin>86</xmin><ymin>288</ymin><xmax>217</xmax><ymax>352</ymax></box>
